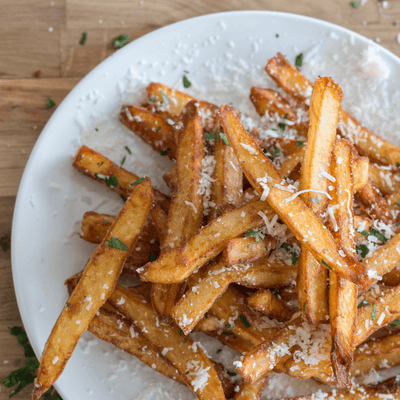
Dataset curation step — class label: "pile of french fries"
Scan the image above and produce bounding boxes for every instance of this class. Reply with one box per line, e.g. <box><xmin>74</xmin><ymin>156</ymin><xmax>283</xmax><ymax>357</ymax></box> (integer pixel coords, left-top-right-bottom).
<box><xmin>33</xmin><ymin>53</ymin><xmax>400</xmax><ymax>400</ymax></box>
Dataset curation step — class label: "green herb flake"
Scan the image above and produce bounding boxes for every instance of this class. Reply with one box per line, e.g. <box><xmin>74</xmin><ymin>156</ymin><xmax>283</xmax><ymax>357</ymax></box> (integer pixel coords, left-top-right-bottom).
<box><xmin>105</xmin><ymin>237</ymin><xmax>128</xmax><ymax>251</ymax></box>
<box><xmin>356</xmin><ymin>244</ymin><xmax>369</xmax><ymax>258</ymax></box>
<box><xmin>273</xmin><ymin>149</ymin><xmax>280</xmax><ymax>158</ymax></box>
<box><xmin>205</xmin><ymin>313</ymin><xmax>209</xmax><ymax>318</ymax></box>
<box><xmin>105</xmin><ymin>176</ymin><xmax>119</xmax><ymax>187</ymax></box>
<box><xmin>281</xmin><ymin>242</ymin><xmax>298</xmax><ymax>266</ymax></box>
<box><xmin>160</xmin><ymin>147</ymin><xmax>170</xmax><ymax>156</ymax></box>
<box><xmin>217</xmin><ymin>349</ymin><xmax>222</xmax><ymax>354</ymax></box>
<box><xmin>205</xmin><ymin>131</ymin><xmax>217</xmax><ymax>141</ymax></box>
<box><xmin>296</xmin><ymin>141</ymin><xmax>304</xmax><ymax>147</ymax></box>
<box><xmin>295</xmin><ymin>53</ymin><xmax>303</xmax><ymax>67</ymax></box>
<box><xmin>103</xmin><ymin>220</ymin><xmax>110</xmax><ymax>224</ymax></box>
<box><xmin>156</xmin><ymin>126</ymin><xmax>161</xmax><ymax>132</ymax></box>
<box><xmin>223</xmin><ymin>331</ymin><xmax>233</xmax><ymax>336</ymax></box>
<box><xmin>391</xmin><ymin>319</ymin><xmax>400</xmax><ymax>327</ymax></box>
<box><xmin>372</xmin><ymin>303</ymin><xmax>377</xmax><ymax>321</ymax></box>
<box><xmin>278</xmin><ymin>122</ymin><xmax>286</xmax><ymax>133</ymax></box>
<box><xmin>95</xmin><ymin>128</ymin><xmax>99</xmax><ymax>132</ymax></box>
<box><xmin>149</xmin><ymin>251</ymin><xmax>156</xmax><ymax>262</ymax></box>
<box><xmin>66</xmin><ymin>302</ymin><xmax>70</xmax><ymax>307</ymax></box>
<box><xmin>303</xmin><ymin>302</ymin><xmax>306</xmax><ymax>311</ymax></box>
<box><xmin>229</xmin><ymin>372</ymin><xmax>237</xmax><ymax>377</ymax></box>
<box><xmin>94</xmin><ymin>173</ymin><xmax>104</xmax><ymax>181</ymax></box>
<box><xmin>225</xmin><ymin>324</ymin><xmax>231</xmax><ymax>329</ymax></box>
<box><xmin>149</xmin><ymin>97</ymin><xmax>157</xmax><ymax>102</ymax></box>
<box><xmin>240</xmin><ymin>314</ymin><xmax>251</xmax><ymax>328</ymax></box>
<box><xmin>219</xmin><ymin>132</ymin><xmax>230</xmax><ymax>146</ymax></box>
<box><xmin>121</xmin><ymin>156</ymin><xmax>126</xmax><ymax>166</ymax></box>
<box><xmin>182</xmin><ymin>337</ymin><xmax>187</xmax><ymax>343</ymax></box>
<box><xmin>113</xmin><ymin>34</ymin><xmax>130</xmax><ymax>48</ymax></box>
<box><xmin>79</xmin><ymin>31</ymin><xmax>87</xmax><ymax>45</ymax></box>
<box><xmin>216</xmin><ymin>209</ymin><xmax>222</xmax><ymax>216</ymax></box>
<box><xmin>321</xmin><ymin>260</ymin><xmax>332</xmax><ymax>270</ymax></box>
<box><xmin>369</xmin><ymin>227</ymin><xmax>388</xmax><ymax>243</ymax></box>
<box><xmin>130</xmin><ymin>177</ymin><xmax>144</xmax><ymax>186</ymax></box>
<box><xmin>358</xmin><ymin>299</ymin><xmax>369</xmax><ymax>308</ymax></box>
<box><xmin>1</xmin><ymin>236</ymin><xmax>11</xmax><ymax>251</ymax></box>
<box><xmin>120</xmin><ymin>195</ymin><xmax>127</xmax><ymax>202</ymax></box>
<box><xmin>396</xmin><ymin>202</ymin><xmax>400</xmax><ymax>207</ymax></box>
<box><xmin>160</xmin><ymin>90</ymin><xmax>170</xmax><ymax>105</ymax></box>
<box><xmin>125</xmin><ymin>146</ymin><xmax>132</xmax><ymax>154</ymax></box>
<box><xmin>183</xmin><ymin>74</ymin><xmax>192</xmax><ymax>88</ymax></box>
<box><xmin>46</xmin><ymin>98</ymin><xmax>56</xmax><ymax>108</ymax></box>
<box><xmin>275</xmin><ymin>34</ymin><xmax>279</xmax><ymax>38</ymax></box>
<box><xmin>272</xmin><ymin>287</ymin><xmax>279</xmax><ymax>296</ymax></box>
<box><xmin>308</xmin><ymin>197</ymin><xmax>320</xmax><ymax>205</ymax></box>
<box><xmin>178</xmin><ymin>329</ymin><xmax>183</xmax><ymax>336</ymax></box>
<box><xmin>243</xmin><ymin>230</ymin><xmax>257</xmax><ymax>237</ymax></box>
<box><xmin>351</xmin><ymin>0</ymin><xmax>359</xmax><ymax>8</ymax></box>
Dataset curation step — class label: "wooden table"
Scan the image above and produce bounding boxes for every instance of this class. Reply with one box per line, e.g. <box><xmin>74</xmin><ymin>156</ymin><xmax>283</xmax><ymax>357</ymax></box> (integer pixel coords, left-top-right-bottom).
<box><xmin>1</xmin><ymin>0</ymin><xmax>399</xmax><ymax>398</ymax></box>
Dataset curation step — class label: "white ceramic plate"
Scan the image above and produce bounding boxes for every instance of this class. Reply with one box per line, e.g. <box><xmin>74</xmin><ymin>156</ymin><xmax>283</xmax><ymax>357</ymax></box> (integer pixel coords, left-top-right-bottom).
<box><xmin>12</xmin><ymin>11</ymin><xmax>400</xmax><ymax>400</ymax></box>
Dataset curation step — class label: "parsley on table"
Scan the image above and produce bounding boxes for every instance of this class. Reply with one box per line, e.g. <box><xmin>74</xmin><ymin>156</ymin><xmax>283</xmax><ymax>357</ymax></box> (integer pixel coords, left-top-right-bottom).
<box><xmin>113</xmin><ymin>34</ymin><xmax>130</xmax><ymax>48</ymax></box>
<box><xmin>46</xmin><ymin>98</ymin><xmax>56</xmax><ymax>108</ymax></box>
<box><xmin>159</xmin><ymin>91</ymin><xmax>170</xmax><ymax>105</ymax></box>
<box><xmin>272</xmin><ymin>287</ymin><xmax>279</xmax><ymax>296</ymax></box>
<box><xmin>79</xmin><ymin>31</ymin><xmax>87</xmax><ymax>45</ymax></box>
<box><xmin>182</xmin><ymin>74</ymin><xmax>192</xmax><ymax>88</ymax></box>
<box><xmin>1</xmin><ymin>235</ymin><xmax>11</xmax><ymax>251</ymax></box>
<box><xmin>95</xmin><ymin>128</ymin><xmax>99</xmax><ymax>132</ymax></box>
<box><xmin>121</xmin><ymin>156</ymin><xmax>126</xmax><ymax>166</ymax></box>
<box><xmin>205</xmin><ymin>131</ymin><xmax>217</xmax><ymax>141</ymax></box>
<box><xmin>130</xmin><ymin>177</ymin><xmax>144</xmax><ymax>186</ymax></box>
<box><xmin>396</xmin><ymin>202</ymin><xmax>400</xmax><ymax>207</ymax></box>
<box><xmin>125</xmin><ymin>146</ymin><xmax>132</xmax><ymax>154</ymax></box>
<box><xmin>356</xmin><ymin>244</ymin><xmax>369</xmax><ymax>258</ymax></box>
<box><xmin>105</xmin><ymin>237</ymin><xmax>128</xmax><ymax>251</ymax></box>
<box><xmin>295</xmin><ymin>53</ymin><xmax>303</xmax><ymax>67</ymax></box>
<box><xmin>217</xmin><ymin>349</ymin><xmax>222</xmax><ymax>354</ymax></box>
<box><xmin>218</xmin><ymin>132</ymin><xmax>230</xmax><ymax>146</ymax></box>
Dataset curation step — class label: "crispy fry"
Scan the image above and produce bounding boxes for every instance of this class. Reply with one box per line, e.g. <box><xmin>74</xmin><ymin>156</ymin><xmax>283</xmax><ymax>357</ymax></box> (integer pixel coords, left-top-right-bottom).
<box><xmin>222</xmin><ymin>235</ymin><xmax>274</xmax><ymax>265</ymax></box>
<box><xmin>232</xmin><ymin>374</ymin><xmax>270</xmax><ymax>400</ymax></box>
<box><xmin>298</xmin><ymin>77</ymin><xmax>343</xmax><ymax>324</ymax></box>
<box><xmin>386</xmin><ymin>191</ymin><xmax>400</xmax><ymax>210</ymax></box>
<box><xmin>368</xmin><ymin>163</ymin><xmax>400</xmax><ymax>195</ymax></box>
<box><xmin>259</xmin><ymin>137</ymin><xmax>301</xmax><ymax>156</ymax></box>
<box><xmin>72</xmin><ymin>145</ymin><xmax>170</xmax><ymax>213</ymax></box>
<box><xmin>163</xmin><ymin>166</ymin><xmax>178</xmax><ymax>192</ymax></box>
<box><xmin>120</xmin><ymin>105</ymin><xmax>176</xmax><ymax>159</ymax></box>
<box><xmin>145</xmin><ymin>82</ymin><xmax>218</xmax><ymax>132</ymax></box>
<box><xmin>108</xmin><ymin>285</ymin><xmax>226</xmax><ymax>400</ymax></box>
<box><xmin>205</xmin><ymin>330</ymin><xmax>255</xmax><ymax>355</ymax></box>
<box><xmin>279</xmin><ymin>146</ymin><xmax>305</xmax><ymax>178</ymax></box>
<box><xmin>247</xmin><ymin>289</ymin><xmax>294</xmax><ymax>322</ymax></box>
<box><xmin>382</xmin><ymin>268</ymin><xmax>400</xmax><ymax>287</ymax></box>
<box><xmin>218</xmin><ymin>105</ymin><xmax>369</xmax><ymax>286</ymax></box>
<box><xmin>33</xmin><ymin>179</ymin><xmax>153</xmax><ymax>399</ymax></box>
<box><xmin>353</xmin><ymin>156</ymin><xmax>369</xmax><ymax>192</ymax></box>
<box><xmin>250</xmin><ymin>87</ymin><xmax>308</xmax><ymax>135</ymax></box>
<box><xmin>152</xmin><ymin>100</ymin><xmax>205</xmax><ymax>319</ymax></box>
<box><xmin>139</xmin><ymin>200</ymin><xmax>275</xmax><ymax>283</ymax></box>
<box><xmin>328</xmin><ymin>139</ymin><xmax>357</xmax><ymax>387</ymax></box>
<box><xmin>149</xmin><ymin>204</ymin><xmax>168</xmax><ymax>240</ymax></box>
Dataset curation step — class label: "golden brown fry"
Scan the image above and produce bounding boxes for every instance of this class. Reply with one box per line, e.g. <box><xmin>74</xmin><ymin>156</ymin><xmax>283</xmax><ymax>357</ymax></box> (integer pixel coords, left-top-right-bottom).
<box><xmin>145</xmin><ymin>82</ymin><xmax>218</xmax><ymax>132</ymax></box>
<box><xmin>386</xmin><ymin>191</ymin><xmax>400</xmax><ymax>210</ymax></box>
<box><xmin>120</xmin><ymin>105</ymin><xmax>176</xmax><ymax>159</ymax></box>
<box><xmin>298</xmin><ymin>77</ymin><xmax>343</xmax><ymax>324</ymax></box>
<box><xmin>328</xmin><ymin>139</ymin><xmax>357</xmax><ymax>388</ymax></box>
<box><xmin>149</xmin><ymin>204</ymin><xmax>168</xmax><ymax>240</ymax></box>
<box><xmin>152</xmin><ymin>100</ymin><xmax>205</xmax><ymax>319</ymax></box>
<box><xmin>139</xmin><ymin>200</ymin><xmax>275</xmax><ymax>283</ymax></box>
<box><xmin>368</xmin><ymin>163</ymin><xmax>400</xmax><ymax>195</ymax></box>
<box><xmin>219</xmin><ymin>105</ymin><xmax>369</xmax><ymax>286</ymax></box>
<box><xmin>163</xmin><ymin>166</ymin><xmax>178</xmax><ymax>192</ymax></box>
<box><xmin>247</xmin><ymin>289</ymin><xmax>294</xmax><ymax>322</ymax></box>
<box><xmin>33</xmin><ymin>179</ymin><xmax>153</xmax><ymax>399</ymax></box>
<box><xmin>108</xmin><ymin>285</ymin><xmax>226</xmax><ymax>400</ymax></box>
<box><xmin>353</xmin><ymin>156</ymin><xmax>369</xmax><ymax>192</ymax></box>
<box><xmin>279</xmin><ymin>146</ymin><xmax>305</xmax><ymax>178</ymax></box>
<box><xmin>382</xmin><ymin>268</ymin><xmax>400</xmax><ymax>287</ymax></box>
<box><xmin>239</xmin><ymin>314</ymin><xmax>302</xmax><ymax>382</ymax></box>
<box><xmin>72</xmin><ymin>145</ymin><xmax>170</xmax><ymax>213</ymax></box>
<box><xmin>259</xmin><ymin>137</ymin><xmax>302</xmax><ymax>156</ymax></box>
<box><xmin>232</xmin><ymin>374</ymin><xmax>270</xmax><ymax>400</ymax></box>
<box><xmin>205</xmin><ymin>330</ymin><xmax>255</xmax><ymax>355</ymax></box>
<box><xmin>222</xmin><ymin>235</ymin><xmax>274</xmax><ymax>265</ymax></box>
<box><xmin>250</xmin><ymin>87</ymin><xmax>308</xmax><ymax>135</ymax></box>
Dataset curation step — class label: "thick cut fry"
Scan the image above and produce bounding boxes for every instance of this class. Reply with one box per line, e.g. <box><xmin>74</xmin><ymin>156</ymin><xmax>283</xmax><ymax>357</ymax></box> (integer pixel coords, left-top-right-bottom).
<box><xmin>368</xmin><ymin>163</ymin><xmax>400</xmax><ymax>195</ymax></box>
<box><xmin>238</xmin><ymin>314</ymin><xmax>303</xmax><ymax>382</ymax></box>
<box><xmin>222</xmin><ymin>235</ymin><xmax>274</xmax><ymax>265</ymax></box>
<box><xmin>353</xmin><ymin>156</ymin><xmax>369</xmax><ymax>192</ymax></box>
<box><xmin>298</xmin><ymin>77</ymin><xmax>342</xmax><ymax>324</ymax></box>
<box><xmin>146</xmin><ymin>82</ymin><xmax>218</xmax><ymax>132</ymax></box>
<box><xmin>328</xmin><ymin>139</ymin><xmax>357</xmax><ymax>388</ymax></box>
<box><xmin>152</xmin><ymin>100</ymin><xmax>205</xmax><ymax>319</ymax></box>
<box><xmin>80</xmin><ymin>211</ymin><xmax>160</xmax><ymax>272</ymax></box>
<box><xmin>33</xmin><ymin>180</ymin><xmax>153</xmax><ymax>399</ymax></box>
<box><xmin>72</xmin><ymin>145</ymin><xmax>170</xmax><ymax>213</ymax></box>
<box><xmin>250</xmin><ymin>87</ymin><xmax>308</xmax><ymax>135</ymax></box>
<box><xmin>233</xmin><ymin>374</ymin><xmax>270</xmax><ymax>400</ymax></box>
<box><xmin>266</xmin><ymin>52</ymin><xmax>400</xmax><ymax>167</ymax></box>
<box><xmin>120</xmin><ymin>105</ymin><xmax>176</xmax><ymax>159</ymax></box>
<box><xmin>219</xmin><ymin>105</ymin><xmax>369</xmax><ymax>286</ymax></box>
<box><xmin>139</xmin><ymin>200</ymin><xmax>275</xmax><ymax>283</ymax></box>
<box><xmin>283</xmin><ymin>375</ymin><xmax>400</xmax><ymax>400</ymax></box>
<box><xmin>279</xmin><ymin>146</ymin><xmax>305</xmax><ymax>178</ymax></box>
<box><xmin>210</xmin><ymin>135</ymin><xmax>243</xmax><ymax>220</ymax></box>
<box><xmin>247</xmin><ymin>289</ymin><xmax>294</xmax><ymax>321</ymax></box>
<box><xmin>163</xmin><ymin>166</ymin><xmax>178</xmax><ymax>192</ymax></box>
<box><xmin>108</xmin><ymin>285</ymin><xmax>226</xmax><ymax>400</ymax></box>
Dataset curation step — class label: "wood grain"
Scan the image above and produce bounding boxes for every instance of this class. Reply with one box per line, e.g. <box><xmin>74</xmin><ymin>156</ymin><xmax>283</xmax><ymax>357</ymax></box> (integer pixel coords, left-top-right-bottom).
<box><xmin>1</xmin><ymin>0</ymin><xmax>400</xmax><ymax>398</ymax></box>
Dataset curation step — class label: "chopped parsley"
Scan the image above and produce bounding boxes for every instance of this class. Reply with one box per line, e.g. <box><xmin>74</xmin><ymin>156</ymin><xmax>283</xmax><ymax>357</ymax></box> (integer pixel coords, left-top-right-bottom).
<box><xmin>321</xmin><ymin>260</ymin><xmax>332</xmax><ymax>270</ymax></box>
<box><xmin>215</xmin><ymin>209</ymin><xmax>222</xmax><ymax>216</ymax></box>
<box><xmin>66</xmin><ymin>302</ymin><xmax>70</xmax><ymax>307</ymax></box>
<box><xmin>120</xmin><ymin>194</ymin><xmax>126</xmax><ymax>202</ymax></box>
<box><xmin>160</xmin><ymin>147</ymin><xmax>170</xmax><ymax>156</ymax></box>
<box><xmin>95</xmin><ymin>128</ymin><xmax>99</xmax><ymax>132</ymax></box>
<box><xmin>281</xmin><ymin>242</ymin><xmax>299</xmax><ymax>265</ymax></box>
<box><xmin>105</xmin><ymin>237</ymin><xmax>128</xmax><ymax>251</ymax></box>
<box><xmin>121</xmin><ymin>156</ymin><xmax>126</xmax><ymax>166</ymax></box>
<box><xmin>94</xmin><ymin>173</ymin><xmax>104</xmax><ymax>181</ymax></box>
<box><xmin>1</xmin><ymin>235</ymin><xmax>11</xmax><ymax>251</ymax></box>
<box><xmin>160</xmin><ymin>90</ymin><xmax>170</xmax><ymax>105</ymax></box>
<box><xmin>278</xmin><ymin>122</ymin><xmax>286</xmax><ymax>133</ymax></box>
<box><xmin>125</xmin><ymin>146</ymin><xmax>132</xmax><ymax>154</ymax></box>
<box><xmin>218</xmin><ymin>132</ymin><xmax>230</xmax><ymax>146</ymax></box>
<box><xmin>296</xmin><ymin>141</ymin><xmax>304</xmax><ymax>147</ymax></box>
<box><xmin>351</xmin><ymin>0</ymin><xmax>359</xmax><ymax>8</ymax></box>
<box><xmin>103</xmin><ymin>220</ymin><xmax>110</xmax><ymax>224</ymax></box>
<box><xmin>149</xmin><ymin>251</ymin><xmax>156</xmax><ymax>262</ymax></box>
<box><xmin>182</xmin><ymin>337</ymin><xmax>187</xmax><ymax>343</ymax></box>
<box><xmin>217</xmin><ymin>349</ymin><xmax>222</xmax><ymax>354</ymax></box>
<box><xmin>303</xmin><ymin>302</ymin><xmax>306</xmax><ymax>311</ymax></box>
<box><xmin>229</xmin><ymin>372</ymin><xmax>237</xmax><ymax>377</ymax></box>
<box><xmin>225</xmin><ymin>324</ymin><xmax>231</xmax><ymax>329</ymax></box>
<box><xmin>156</xmin><ymin>126</ymin><xmax>161</xmax><ymax>131</ymax></box>
<box><xmin>272</xmin><ymin>287</ymin><xmax>279</xmax><ymax>296</ymax></box>
<box><xmin>359</xmin><ymin>227</ymin><xmax>387</xmax><ymax>243</ymax></box>
<box><xmin>130</xmin><ymin>177</ymin><xmax>144</xmax><ymax>186</ymax></box>
<box><xmin>295</xmin><ymin>53</ymin><xmax>303</xmax><ymax>67</ymax></box>
<box><xmin>205</xmin><ymin>131</ymin><xmax>217</xmax><ymax>141</ymax></box>
<box><xmin>204</xmin><ymin>313</ymin><xmax>209</xmax><ymax>318</ymax></box>
<box><xmin>149</xmin><ymin>97</ymin><xmax>157</xmax><ymax>102</ymax></box>
<box><xmin>178</xmin><ymin>329</ymin><xmax>183</xmax><ymax>336</ymax></box>
<box><xmin>182</xmin><ymin>74</ymin><xmax>192</xmax><ymax>88</ymax></box>
<box><xmin>275</xmin><ymin>34</ymin><xmax>279</xmax><ymax>38</ymax></box>
<box><xmin>46</xmin><ymin>98</ymin><xmax>56</xmax><ymax>108</ymax></box>
<box><xmin>396</xmin><ymin>202</ymin><xmax>400</xmax><ymax>207</ymax></box>
<box><xmin>391</xmin><ymin>320</ymin><xmax>400</xmax><ymax>327</ymax></box>
<box><xmin>112</xmin><ymin>34</ymin><xmax>130</xmax><ymax>48</ymax></box>
<box><xmin>358</xmin><ymin>299</ymin><xmax>369</xmax><ymax>308</ymax></box>
<box><xmin>105</xmin><ymin>176</ymin><xmax>119</xmax><ymax>187</ymax></box>
<box><xmin>372</xmin><ymin>303</ymin><xmax>377</xmax><ymax>321</ymax></box>
<box><xmin>356</xmin><ymin>244</ymin><xmax>369</xmax><ymax>258</ymax></box>
<box><xmin>308</xmin><ymin>197</ymin><xmax>319</xmax><ymax>204</ymax></box>
<box><xmin>240</xmin><ymin>314</ymin><xmax>250</xmax><ymax>328</ymax></box>
<box><xmin>79</xmin><ymin>31</ymin><xmax>87</xmax><ymax>45</ymax></box>
<box><xmin>223</xmin><ymin>331</ymin><xmax>233</xmax><ymax>336</ymax></box>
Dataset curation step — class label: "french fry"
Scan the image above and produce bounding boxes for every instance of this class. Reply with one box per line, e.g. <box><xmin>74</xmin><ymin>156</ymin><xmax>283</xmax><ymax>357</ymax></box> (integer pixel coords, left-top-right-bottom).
<box><xmin>297</xmin><ymin>77</ymin><xmax>343</xmax><ymax>324</ymax></box>
<box><xmin>152</xmin><ymin>100</ymin><xmax>205</xmax><ymax>319</ymax></box>
<box><xmin>163</xmin><ymin>166</ymin><xmax>178</xmax><ymax>192</ymax></box>
<box><xmin>72</xmin><ymin>145</ymin><xmax>170</xmax><ymax>213</ymax></box>
<box><xmin>238</xmin><ymin>314</ymin><xmax>303</xmax><ymax>382</ymax></box>
<box><xmin>282</xmin><ymin>375</ymin><xmax>400</xmax><ymax>399</ymax></box>
<box><xmin>222</xmin><ymin>235</ymin><xmax>274</xmax><ymax>265</ymax></box>
<box><xmin>328</xmin><ymin>139</ymin><xmax>357</xmax><ymax>388</ymax></box>
<box><xmin>386</xmin><ymin>191</ymin><xmax>400</xmax><ymax>211</ymax></box>
<box><xmin>149</xmin><ymin>204</ymin><xmax>168</xmax><ymax>240</ymax></box>
<box><xmin>120</xmin><ymin>105</ymin><xmax>176</xmax><ymax>159</ymax></box>
<box><xmin>250</xmin><ymin>87</ymin><xmax>308</xmax><ymax>135</ymax></box>
<box><xmin>33</xmin><ymin>179</ymin><xmax>153</xmax><ymax>399</ymax></box>
<box><xmin>353</xmin><ymin>156</ymin><xmax>369</xmax><ymax>192</ymax></box>
<box><xmin>368</xmin><ymin>163</ymin><xmax>400</xmax><ymax>195</ymax></box>
<box><xmin>382</xmin><ymin>268</ymin><xmax>400</xmax><ymax>287</ymax></box>
<box><xmin>80</xmin><ymin>211</ymin><xmax>160</xmax><ymax>272</ymax></box>
<box><xmin>218</xmin><ymin>105</ymin><xmax>369</xmax><ymax>286</ymax></box>
<box><xmin>279</xmin><ymin>146</ymin><xmax>305</xmax><ymax>178</ymax></box>
<box><xmin>232</xmin><ymin>374</ymin><xmax>270</xmax><ymax>400</ymax></box>
<box><xmin>247</xmin><ymin>289</ymin><xmax>294</xmax><ymax>322</ymax></box>
<box><xmin>108</xmin><ymin>285</ymin><xmax>226</xmax><ymax>400</ymax></box>
<box><xmin>259</xmin><ymin>137</ymin><xmax>301</xmax><ymax>157</ymax></box>
<box><xmin>145</xmin><ymin>82</ymin><xmax>218</xmax><ymax>132</ymax></box>
<box><xmin>139</xmin><ymin>200</ymin><xmax>275</xmax><ymax>283</ymax></box>
<box><xmin>266</xmin><ymin>53</ymin><xmax>400</xmax><ymax>167</ymax></box>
